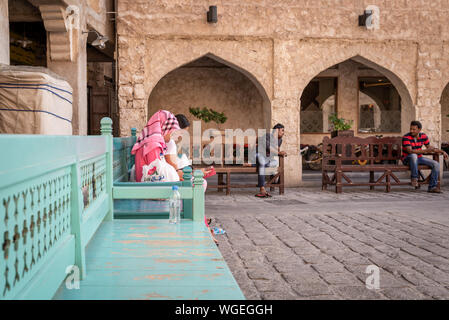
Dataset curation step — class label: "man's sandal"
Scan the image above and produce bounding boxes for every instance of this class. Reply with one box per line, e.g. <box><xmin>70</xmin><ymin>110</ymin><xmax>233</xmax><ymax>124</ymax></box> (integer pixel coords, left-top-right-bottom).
<box><xmin>255</xmin><ymin>193</ymin><xmax>267</xmax><ymax>198</ymax></box>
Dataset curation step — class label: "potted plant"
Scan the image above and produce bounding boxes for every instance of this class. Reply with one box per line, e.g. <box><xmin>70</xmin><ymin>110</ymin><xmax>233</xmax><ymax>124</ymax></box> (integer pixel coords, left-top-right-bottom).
<box><xmin>328</xmin><ymin>113</ymin><xmax>354</xmax><ymax>138</ymax></box>
<box><xmin>189</xmin><ymin>107</ymin><xmax>228</xmax><ymax>159</ymax></box>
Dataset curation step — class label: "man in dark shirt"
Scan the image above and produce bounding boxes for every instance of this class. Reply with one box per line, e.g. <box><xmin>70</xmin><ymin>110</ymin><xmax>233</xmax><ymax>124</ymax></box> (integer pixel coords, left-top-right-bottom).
<box><xmin>402</xmin><ymin>120</ymin><xmax>448</xmax><ymax>193</ymax></box>
<box><xmin>254</xmin><ymin>123</ymin><xmax>286</xmax><ymax>197</ymax></box>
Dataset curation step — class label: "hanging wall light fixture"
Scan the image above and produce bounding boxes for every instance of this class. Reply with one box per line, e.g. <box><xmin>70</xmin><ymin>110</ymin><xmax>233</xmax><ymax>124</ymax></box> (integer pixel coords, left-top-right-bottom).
<box><xmin>207</xmin><ymin>6</ymin><xmax>217</xmax><ymax>23</ymax></box>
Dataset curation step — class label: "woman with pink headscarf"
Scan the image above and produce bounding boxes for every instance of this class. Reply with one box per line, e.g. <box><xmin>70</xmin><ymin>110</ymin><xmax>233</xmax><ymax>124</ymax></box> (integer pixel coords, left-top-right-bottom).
<box><xmin>132</xmin><ymin>110</ymin><xmax>181</xmax><ymax>182</ymax></box>
<box><xmin>132</xmin><ymin>110</ymin><xmax>218</xmax><ymax>245</ymax></box>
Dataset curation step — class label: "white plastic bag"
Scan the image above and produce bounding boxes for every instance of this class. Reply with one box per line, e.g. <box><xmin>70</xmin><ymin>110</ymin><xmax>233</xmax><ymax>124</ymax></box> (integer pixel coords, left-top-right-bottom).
<box><xmin>177</xmin><ymin>153</ymin><xmax>192</xmax><ymax>169</ymax></box>
<box><xmin>141</xmin><ymin>157</ymin><xmax>179</xmax><ymax>182</ymax></box>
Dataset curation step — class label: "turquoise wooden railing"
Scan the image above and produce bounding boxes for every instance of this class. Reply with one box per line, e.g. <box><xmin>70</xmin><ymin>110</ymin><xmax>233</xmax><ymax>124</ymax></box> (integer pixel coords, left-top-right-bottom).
<box><xmin>0</xmin><ymin>117</ymin><xmax>204</xmax><ymax>300</ymax></box>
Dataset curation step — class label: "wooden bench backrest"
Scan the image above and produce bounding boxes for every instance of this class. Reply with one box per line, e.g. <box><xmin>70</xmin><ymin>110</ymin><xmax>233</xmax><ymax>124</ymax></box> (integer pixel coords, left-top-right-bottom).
<box><xmin>322</xmin><ymin>136</ymin><xmax>402</xmax><ymax>163</ymax></box>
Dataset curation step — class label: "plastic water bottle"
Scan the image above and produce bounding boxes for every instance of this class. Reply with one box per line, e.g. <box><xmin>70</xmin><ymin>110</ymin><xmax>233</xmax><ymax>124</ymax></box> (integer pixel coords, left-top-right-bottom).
<box><xmin>169</xmin><ymin>185</ymin><xmax>181</xmax><ymax>224</ymax></box>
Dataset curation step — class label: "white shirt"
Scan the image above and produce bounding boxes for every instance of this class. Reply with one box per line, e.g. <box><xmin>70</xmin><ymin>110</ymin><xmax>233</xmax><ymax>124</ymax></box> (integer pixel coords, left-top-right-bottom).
<box><xmin>165</xmin><ymin>139</ymin><xmax>177</xmax><ymax>155</ymax></box>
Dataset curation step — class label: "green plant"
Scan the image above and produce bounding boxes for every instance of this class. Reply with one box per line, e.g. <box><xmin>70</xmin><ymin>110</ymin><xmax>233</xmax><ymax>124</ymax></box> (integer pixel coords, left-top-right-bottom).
<box><xmin>189</xmin><ymin>107</ymin><xmax>227</xmax><ymax>124</ymax></box>
<box><xmin>328</xmin><ymin>113</ymin><xmax>353</xmax><ymax>131</ymax></box>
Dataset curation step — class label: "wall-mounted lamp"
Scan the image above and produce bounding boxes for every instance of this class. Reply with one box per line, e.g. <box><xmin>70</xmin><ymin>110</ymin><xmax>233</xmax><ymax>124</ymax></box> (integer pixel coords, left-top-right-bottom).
<box><xmin>358</xmin><ymin>10</ymin><xmax>373</xmax><ymax>27</ymax></box>
<box><xmin>82</xmin><ymin>30</ymin><xmax>109</xmax><ymax>49</ymax></box>
<box><xmin>207</xmin><ymin>6</ymin><xmax>217</xmax><ymax>23</ymax></box>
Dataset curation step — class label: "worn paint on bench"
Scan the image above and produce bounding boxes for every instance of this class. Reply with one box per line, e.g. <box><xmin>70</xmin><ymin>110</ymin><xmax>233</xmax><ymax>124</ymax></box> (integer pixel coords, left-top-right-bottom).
<box><xmin>53</xmin><ymin>219</ymin><xmax>245</xmax><ymax>300</ymax></box>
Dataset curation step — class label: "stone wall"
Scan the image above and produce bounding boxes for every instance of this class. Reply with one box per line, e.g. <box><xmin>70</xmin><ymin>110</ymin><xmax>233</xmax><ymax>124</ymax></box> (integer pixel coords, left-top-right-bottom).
<box><xmin>117</xmin><ymin>0</ymin><xmax>449</xmax><ymax>186</ymax></box>
<box><xmin>148</xmin><ymin>59</ymin><xmax>267</xmax><ymax>132</ymax></box>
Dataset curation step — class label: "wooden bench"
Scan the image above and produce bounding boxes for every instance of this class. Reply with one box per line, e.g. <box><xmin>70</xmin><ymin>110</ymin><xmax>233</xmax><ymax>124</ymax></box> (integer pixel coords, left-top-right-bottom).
<box><xmin>188</xmin><ymin>133</ymin><xmax>285</xmax><ymax>196</ymax></box>
<box><xmin>207</xmin><ymin>156</ymin><xmax>285</xmax><ymax>195</ymax></box>
<box><xmin>322</xmin><ymin>136</ymin><xmax>441</xmax><ymax>193</ymax></box>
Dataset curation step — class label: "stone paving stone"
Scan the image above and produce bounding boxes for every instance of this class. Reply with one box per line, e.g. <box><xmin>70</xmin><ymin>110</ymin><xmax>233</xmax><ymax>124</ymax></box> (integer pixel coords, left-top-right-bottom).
<box><xmin>253</xmin><ymin>279</ymin><xmax>289</xmax><ymax>292</ymax></box>
<box><xmin>333</xmin><ymin>286</ymin><xmax>385</xmax><ymax>300</ymax></box>
<box><xmin>334</xmin><ymin>254</ymin><xmax>372</xmax><ymax>266</ymax></box>
<box><xmin>311</xmin><ymin>263</ymin><xmax>347</xmax><ymax>273</ymax></box>
<box><xmin>416</xmin><ymin>286</ymin><xmax>449</xmax><ymax>299</ymax></box>
<box><xmin>376</xmin><ymin>272</ymin><xmax>411</xmax><ymax>289</ymax></box>
<box><xmin>272</xmin><ymin>262</ymin><xmax>307</xmax><ymax>274</ymax></box>
<box><xmin>260</xmin><ymin>291</ymin><xmax>300</xmax><ymax>300</ymax></box>
<box><xmin>265</xmin><ymin>252</ymin><xmax>303</xmax><ymax>264</ymax></box>
<box><xmin>319</xmin><ymin>272</ymin><xmax>363</xmax><ymax>286</ymax></box>
<box><xmin>297</xmin><ymin>253</ymin><xmax>336</xmax><ymax>264</ymax></box>
<box><xmin>396</xmin><ymin>270</ymin><xmax>440</xmax><ymax>287</ymax></box>
<box><xmin>381</xmin><ymin>287</ymin><xmax>428</xmax><ymax>300</ymax></box>
<box><xmin>252</xmin><ymin>237</ymin><xmax>282</xmax><ymax>247</ymax></box>
<box><xmin>291</xmin><ymin>281</ymin><xmax>333</xmax><ymax>297</ymax></box>
<box><xmin>420</xmin><ymin>256</ymin><xmax>449</xmax><ymax>271</ymax></box>
<box><xmin>280</xmin><ymin>271</ymin><xmax>323</xmax><ymax>284</ymax></box>
<box><xmin>237</xmin><ymin>283</ymin><xmax>262</xmax><ymax>300</ymax></box>
<box><xmin>300</xmin><ymin>295</ymin><xmax>341</xmax><ymax>300</ymax></box>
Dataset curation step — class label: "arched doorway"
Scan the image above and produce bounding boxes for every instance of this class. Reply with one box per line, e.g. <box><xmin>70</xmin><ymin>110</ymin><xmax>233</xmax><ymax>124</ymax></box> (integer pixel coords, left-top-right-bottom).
<box><xmin>299</xmin><ymin>57</ymin><xmax>414</xmax><ymax>175</ymax></box>
<box><xmin>147</xmin><ymin>54</ymin><xmax>271</xmax><ymax>132</ymax></box>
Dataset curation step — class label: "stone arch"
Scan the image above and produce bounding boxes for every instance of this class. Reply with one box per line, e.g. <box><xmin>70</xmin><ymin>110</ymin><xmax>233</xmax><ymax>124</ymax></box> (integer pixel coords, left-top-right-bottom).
<box><xmin>440</xmin><ymin>82</ymin><xmax>449</xmax><ymax>144</ymax></box>
<box><xmin>147</xmin><ymin>53</ymin><xmax>272</xmax><ymax>130</ymax></box>
<box><xmin>298</xmin><ymin>54</ymin><xmax>415</xmax><ymax>135</ymax></box>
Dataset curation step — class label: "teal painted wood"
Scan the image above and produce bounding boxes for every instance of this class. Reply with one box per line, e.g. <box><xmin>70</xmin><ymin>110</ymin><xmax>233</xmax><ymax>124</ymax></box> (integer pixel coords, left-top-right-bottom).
<box><xmin>0</xmin><ymin>128</ymin><xmax>111</xmax><ymax>299</ymax></box>
<box><xmin>70</xmin><ymin>162</ymin><xmax>86</xmax><ymax>279</ymax></box>
<box><xmin>53</xmin><ymin>220</ymin><xmax>245</xmax><ymax>300</ymax></box>
<box><xmin>15</xmin><ymin>236</ymin><xmax>75</xmax><ymax>299</ymax></box>
<box><xmin>130</xmin><ymin>128</ymin><xmax>137</xmax><ymax>170</ymax></box>
<box><xmin>114</xmin><ymin>199</ymin><xmax>185</xmax><ymax>219</ymax></box>
<box><xmin>113</xmin><ymin>186</ymin><xmax>194</xmax><ymax>200</ymax></box>
<box><xmin>101</xmin><ymin>117</ymin><xmax>114</xmax><ymax>222</ymax></box>
<box><xmin>182</xmin><ymin>167</ymin><xmax>193</xmax><ymax>220</ymax></box>
<box><xmin>192</xmin><ymin>170</ymin><xmax>205</xmax><ymax>222</ymax></box>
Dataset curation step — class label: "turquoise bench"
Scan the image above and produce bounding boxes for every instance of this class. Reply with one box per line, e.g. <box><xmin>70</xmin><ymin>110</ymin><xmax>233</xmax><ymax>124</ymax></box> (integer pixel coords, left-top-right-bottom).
<box><xmin>0</xmin><ymin>117</ymin><xmax>243</xmax><ymax>300</ymax></box>
<box><xmin>112</xmin><ymin>128</ymin><xmax>198</xmax><ymax>220</ymax></box>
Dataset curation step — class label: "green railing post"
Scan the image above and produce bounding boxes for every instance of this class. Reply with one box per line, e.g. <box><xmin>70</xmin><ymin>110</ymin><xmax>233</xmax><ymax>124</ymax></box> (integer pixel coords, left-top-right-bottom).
<box><xmin>130</xmin><ymin>128</ymin><xmax>137</xmax><ymax>170</ymax></box>
<box><xmin>192</xmin><ymin>170</ymin><xmax>205</xmax><ymax>222</ymax></box>
<box><xmin>182</xmin><ymin>167</ymin><xmax>193</xmax><ymax>220</ymax></box>
<box><xmin>101</xmin><ymin>117</ymin><xmax>114</xmax><ymax>221</ymax></box>
<box><xmin>70</xmin><ymin>162</ymin><xmax>86</xmax><ymax>279</ymax></box>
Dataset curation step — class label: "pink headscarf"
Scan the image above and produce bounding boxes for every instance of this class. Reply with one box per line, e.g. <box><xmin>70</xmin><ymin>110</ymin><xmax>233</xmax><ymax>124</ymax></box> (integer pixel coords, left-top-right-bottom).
<box><xmin>131</xmin><ymin>110</ymin><xmax>180</xmax><ymax>164</ymax></box>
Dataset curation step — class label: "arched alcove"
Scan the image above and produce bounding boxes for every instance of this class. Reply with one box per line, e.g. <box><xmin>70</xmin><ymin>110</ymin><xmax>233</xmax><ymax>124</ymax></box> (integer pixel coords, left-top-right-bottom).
<box><xmin>441</xmin><ymin>82</ymin><xmax>449</xmax><ymax>144</ymax></box>
<box><xmin>147</xmin><ymin>54</ymin><xmax>271</xmax><ymax>132</ymax></box>
<box><xmin>299</xmin><ymin>56</ymin><xmax>415</xmax><ymax>148</ymax></box>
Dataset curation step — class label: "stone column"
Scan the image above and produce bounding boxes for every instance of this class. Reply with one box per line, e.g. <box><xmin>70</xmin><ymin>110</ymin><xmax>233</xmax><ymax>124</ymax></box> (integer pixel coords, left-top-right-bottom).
<box><xmin>0</xmin><ymin>0</ymin><xmax>9</xmax><ymax>64</ymax></box>
<box><xmin>117</xmin><ymin>36</ymin><xmax>147</xmax><ymax>136</ymax></box>
<box><xmin>337</xmin><ymin>60</ymin><xmax>359</xmax><ymax>130</ymax></box>
<box><xmin>47</xmin><ymin>38</ymin><xmax>87</xmax><ymax>135</ymax></box>
<box><xmin>415</xmin><ymin>42</ymin><xmax>446</xmax><ymax>184</ymax></box>
<box><xmin>42</xmin><ymin>4</ymin><xmax>87</xmax><ymax>135</ymax></box>
<box><xmin>271</xmin><ymin>97</ymin><xmax>301</xmax><ymax>187</ymax></box>
<box><xmin>415</xmin><ymin>42</ymin><xmax>444</xmax><ymax>145</ymax></box>
<box><xmin>272</xmin><ymin>40</ymin><xmax>301</xmax><ymax>187</ymax></box>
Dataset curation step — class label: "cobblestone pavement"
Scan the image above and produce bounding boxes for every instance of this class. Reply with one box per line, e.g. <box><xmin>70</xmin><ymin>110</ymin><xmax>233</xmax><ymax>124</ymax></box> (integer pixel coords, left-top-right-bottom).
<box><xmin>206</xmin><ymin>185</ymin><xmax>449</xmax><ymax>300</ymax></box>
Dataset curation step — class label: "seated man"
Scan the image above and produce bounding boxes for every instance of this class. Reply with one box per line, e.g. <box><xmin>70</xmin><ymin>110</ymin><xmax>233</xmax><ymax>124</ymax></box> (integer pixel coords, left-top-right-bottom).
<box><xmin>254</xmin><ymin>123</ymin><xmax>286</xmax><ymax>198</ymax></box>
<box><xmin>402</xmin><ymin>120</ymin><xmax>448</xmax><ymax>193</ymax></box>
